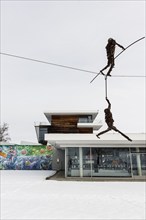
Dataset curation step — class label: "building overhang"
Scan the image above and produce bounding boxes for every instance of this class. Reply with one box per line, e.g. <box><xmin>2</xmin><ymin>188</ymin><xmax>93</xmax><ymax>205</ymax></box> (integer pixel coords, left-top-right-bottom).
<box><xmin>77</xmin><ymin>122</ymin><xmax>102</xmax><ymax>130</ymax></box>
<box><xmin>44</xmin><ymin>110</ymin><xmax>99</xmax><ymax>123</ymax></box>
<box><xmin>45</xmin><ymin>133</ymin><xmax>146</xmax><ymax>149</ymax></box>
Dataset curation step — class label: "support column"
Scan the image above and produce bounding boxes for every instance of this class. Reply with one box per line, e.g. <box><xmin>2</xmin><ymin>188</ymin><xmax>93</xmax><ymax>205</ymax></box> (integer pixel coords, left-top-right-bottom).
<box><xmin>79</xmin><ymin>147</ymin><xmax>83</xmax><ymax>177</ymax></box>
<box><xmin>136</xmin><ymin>148</ymin><xmax>142</xmax><ymax>176</ymax></box>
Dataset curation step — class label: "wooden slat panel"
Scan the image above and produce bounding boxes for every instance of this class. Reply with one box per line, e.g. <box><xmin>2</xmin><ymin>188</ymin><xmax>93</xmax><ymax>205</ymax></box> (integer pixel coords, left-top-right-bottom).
<box><xmin>49</xmin><ymin>115</ymin><xmax>93</xmax><ymax>133</ymax></box>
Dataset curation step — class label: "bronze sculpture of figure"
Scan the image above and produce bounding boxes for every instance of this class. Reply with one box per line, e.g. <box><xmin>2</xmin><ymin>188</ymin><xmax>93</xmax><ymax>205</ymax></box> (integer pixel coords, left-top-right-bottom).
<box><xmin>100</xmin><ymin>38</ymin><xmax>125</xmax><ymax>76</ymax></box>
<box><xmin>96</xmin><ymin>97</ymin><xmax>132</xmax><ymax>141</ymax></box>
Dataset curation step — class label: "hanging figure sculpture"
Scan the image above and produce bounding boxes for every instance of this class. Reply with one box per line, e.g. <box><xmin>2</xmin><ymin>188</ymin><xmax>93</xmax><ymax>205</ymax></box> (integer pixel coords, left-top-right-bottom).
<box><xmin>96</xmin><ymin>97</ymin><xmax>132</xmax><ymax>141</ymax></box>
<box><xmin>100</xmin><ymin>38</ymin><xmax>125</xmax><ymax>77</ymax></box>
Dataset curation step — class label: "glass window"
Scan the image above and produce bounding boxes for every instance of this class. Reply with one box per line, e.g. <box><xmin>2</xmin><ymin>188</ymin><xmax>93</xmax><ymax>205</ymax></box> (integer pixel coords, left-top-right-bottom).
<box><xmin>131</xmin><ymin>152</ymin><xmax>146</xmax><ymax>176</ymax></box>
<box><xmin>131</xmin><ymin>148</ymin><xmax>146</xmax><ymax>153</ymax></box>
<box><xmin>66</xmin><ymin>147</ymin><xmax>140</xmax><ymax>177</ymax></box>
<box><xmin>82</xmin><ymin>148</ymin><xmax>131</xmax><ymax>177</ymax></box>
<box><xmin>139</xmin><ymin>148</ymin><xmax>146</xmax><ymax>153</ymax></box>
<box><xmin>91</xmin><ymin>148</ymin><xmax>99</xmax><ymax>175</ymax></box>
<box><xmin>83</xmin><ymin>148</ymin><xmax>91</xmax><ymax>177</ymax></box>
<box><xmin>39</xmin><ymin>127</ymin><xmax>48</xmax><ymax>140</ymax></box>
<box><xmin>67</xmin><ymin>148</ymin><xmax>80</xmax><ymax>177</ymax></box>
<box><xmin>131</xmin><ymin>153</ymin><xmax>138</xmax><ymax>175</ymax></box>
<box><xmin>141</xmin><ymin>153</ymin><xmax>146</xmax><ymax>175</ymax></box>
<box><xmin>78</xmin><ymin>115</ymin><xmax>92</xmax><ymax>123</ymax></box>
<box><xmin>92</xmin><ymin>148</ymin><xmax>131</xmax><ymax>177</ymax></box>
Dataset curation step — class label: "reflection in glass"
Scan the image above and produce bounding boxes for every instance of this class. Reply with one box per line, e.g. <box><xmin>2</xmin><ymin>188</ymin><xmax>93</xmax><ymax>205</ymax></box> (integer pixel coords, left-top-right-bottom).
<box><xmin>82</xmin><ymin>148</ymin><xmax>91</xmax><ymax>177</ymax></box>
<box><xmin>92</xmin><ymin>148</ymin><xmax>131</xmax><ymax>177</ymax></box>
<box><xmin>132</xmin><ymin>152</ymin><xmax>146</xmax><ymax>176</ymax></box>
<box><xmin>141</xmin><ymin>153</ymin><xmax>146</xmax><ymax>175</ymax></box>
<box><xmin>66</xmin><ymin>147</ymin><xmax>146</xmax><ymax>177</ymax></box>
<box><xmin>67</xmin><ymin>148</ymin><xmax>80</xmax><ymax>177</ymax></box>
<box><xmin>82</xmin><ymin>148</ymin><xmax>131</xmax><ymax>177</ymax></box>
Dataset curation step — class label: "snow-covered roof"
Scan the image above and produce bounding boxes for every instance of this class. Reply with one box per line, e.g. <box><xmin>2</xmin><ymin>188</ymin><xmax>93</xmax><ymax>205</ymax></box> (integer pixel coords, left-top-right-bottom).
<box><xmin>45</xmin><ymin>133</ymin><xmax>146</xmax><ymax>149</ymax></box>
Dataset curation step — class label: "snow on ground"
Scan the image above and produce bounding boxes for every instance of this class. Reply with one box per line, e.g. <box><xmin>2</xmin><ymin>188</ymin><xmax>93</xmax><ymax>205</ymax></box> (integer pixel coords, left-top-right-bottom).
<box><xmin>1</xmin><ymin>171</ymin><xmax>146</xmax><ymax>220</ymax></box>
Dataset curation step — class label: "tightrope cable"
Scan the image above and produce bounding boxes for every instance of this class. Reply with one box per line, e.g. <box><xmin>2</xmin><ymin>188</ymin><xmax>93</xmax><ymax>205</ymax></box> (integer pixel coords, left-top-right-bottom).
<box><xmin>0</xmin><ymin>52</ymin><xmax>98</xmax><ymax>75</ymax></box>
<box><xmin>0</xmin><ymin>36</ymin><xmax>145</xmax><ymax>80</ymax></box>
<box><xmin>1</xmin><ymin>52</ymin><xmax>144</xmax><ymax>78</ymax></box>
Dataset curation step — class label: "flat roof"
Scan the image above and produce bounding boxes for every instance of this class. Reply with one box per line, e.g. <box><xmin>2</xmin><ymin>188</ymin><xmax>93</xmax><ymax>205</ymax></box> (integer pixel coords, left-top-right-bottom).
<box><xmin>45</xmin><ymin>133</ymin><xmax>146</xmax><ymax>148</ymax></box>
<box><xmin>44</xmin><ymin>110</ymin><xmax>99</xmax><ymax>122</ymax></box>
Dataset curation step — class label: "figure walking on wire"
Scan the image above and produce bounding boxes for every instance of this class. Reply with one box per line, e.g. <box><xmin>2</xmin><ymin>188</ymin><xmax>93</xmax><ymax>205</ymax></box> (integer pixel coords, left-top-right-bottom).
<box><xmin>100</xmin><ymin>38</ymin><xmax>125</xmax><ymax>77</ymax></box>
<box><xmin>96</xmin><ymin>97</ymin><xmax>132</xmax><ymax>141</ymax></box>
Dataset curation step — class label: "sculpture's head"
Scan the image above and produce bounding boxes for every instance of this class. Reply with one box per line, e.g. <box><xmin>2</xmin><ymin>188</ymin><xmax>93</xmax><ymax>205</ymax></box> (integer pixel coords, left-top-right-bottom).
<box><xmin>108</xmin><ymin>38</ymin><xmax>114</xmax><ymax>43</ymax></box>
<box><xmin>104</xmin><ymin>108</ymin><xmax>110</xmax><ymax>114</ymax></box>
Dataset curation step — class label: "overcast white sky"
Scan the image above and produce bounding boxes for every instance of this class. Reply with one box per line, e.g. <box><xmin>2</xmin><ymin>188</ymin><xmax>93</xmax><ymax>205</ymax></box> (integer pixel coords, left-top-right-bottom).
<box><xmin>1</xmin><ymin>0</ymin><xmax>145</xmax><ymax>144</ymax></box>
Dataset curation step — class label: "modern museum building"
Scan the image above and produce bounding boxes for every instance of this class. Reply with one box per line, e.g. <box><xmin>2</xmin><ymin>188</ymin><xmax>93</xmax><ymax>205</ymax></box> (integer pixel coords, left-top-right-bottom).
<box><xmin>35</xmin><ymin>111</ymin><xmax>146</xmax><ymax>179</ymax></box>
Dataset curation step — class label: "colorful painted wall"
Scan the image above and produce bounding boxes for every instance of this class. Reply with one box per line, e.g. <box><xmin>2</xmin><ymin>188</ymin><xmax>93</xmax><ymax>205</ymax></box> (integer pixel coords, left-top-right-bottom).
<box><xmin>0</xmin><ymin>145</ymin><xmax>53</xmax><ymax>170</ymax></box>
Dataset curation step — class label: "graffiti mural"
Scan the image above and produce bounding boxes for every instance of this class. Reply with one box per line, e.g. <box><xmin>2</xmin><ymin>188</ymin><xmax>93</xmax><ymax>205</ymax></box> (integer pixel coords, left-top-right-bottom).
<box><xmin>0</xmin><ymin>145</ymin><xmax>53</xmax><ymax>170</ymax></box>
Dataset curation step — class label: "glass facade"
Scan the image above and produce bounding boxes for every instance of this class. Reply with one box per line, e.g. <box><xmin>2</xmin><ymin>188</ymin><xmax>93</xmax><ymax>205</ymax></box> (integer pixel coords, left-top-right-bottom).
<box><xmin>66</xmin><ymin>147</ymin><xmax>146</xmax><ymax>178</ymax></box>
<box><xmin>141</xmin><ymin>153</ymin><xmax>146</xmax><ymax>175</ymax></box>
<box><xmin>78</xmin><ymin>115</ymin><xmax>92</xmax><ymax>123</ymax></box>
<box><xmin>131</xmin><ymin>148</ymin><xmax>146</xmax><ymax>176</ymax></box>
<box><xmin>67</xmin><ymin>148</ymin><xmax>80</xmax><ymax>177</ymax></box>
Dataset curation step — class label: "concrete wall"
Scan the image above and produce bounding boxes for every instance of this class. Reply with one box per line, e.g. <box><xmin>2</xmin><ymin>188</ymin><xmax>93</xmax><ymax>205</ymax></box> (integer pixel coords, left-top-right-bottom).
<box><xmin>52</xmin><ymin>148</ymin><xmax>65</xmax><ymax>171</ymax></box>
